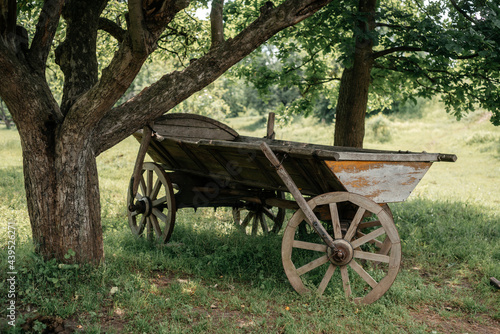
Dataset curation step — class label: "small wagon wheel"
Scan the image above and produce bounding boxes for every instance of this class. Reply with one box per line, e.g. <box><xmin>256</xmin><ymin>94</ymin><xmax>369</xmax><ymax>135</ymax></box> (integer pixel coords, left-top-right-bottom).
<box><xmin>232</xmin><ymin>191</ymin><xmax>286</xmax><ymax>235</ymax></box>
<box><xmin>282</xmin><ymin>192</ymin><xmax>401</xmax><ymax>304</ymax></box>
<box><xmin>127</xmin><ymin>162</ymin><xmax>176</xmax><ymax>243</ymax></box>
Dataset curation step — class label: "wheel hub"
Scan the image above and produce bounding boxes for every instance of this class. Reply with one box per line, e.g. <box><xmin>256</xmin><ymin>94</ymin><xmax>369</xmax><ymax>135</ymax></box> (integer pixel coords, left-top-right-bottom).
<box><xmin>132</xmin><ymin>196</ymin><xmax>153</xmax><ymax>216</ymax></box>
<box><xmin>327</xmin><ymin>239</ymin><xmax>354</xmax><ymax>266</ymax></box>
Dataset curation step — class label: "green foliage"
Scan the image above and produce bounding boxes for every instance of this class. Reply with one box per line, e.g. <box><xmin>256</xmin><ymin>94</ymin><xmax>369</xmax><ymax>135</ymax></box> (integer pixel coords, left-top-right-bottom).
<box><xmin>231</xmin><ymin>0</ymin><xmax>500</xmax><ymax>126</ymax></box>
<box><xmin>366</xmin><ymin>113</ymin><xmax>392</xmax><ymax>143</ymax></box>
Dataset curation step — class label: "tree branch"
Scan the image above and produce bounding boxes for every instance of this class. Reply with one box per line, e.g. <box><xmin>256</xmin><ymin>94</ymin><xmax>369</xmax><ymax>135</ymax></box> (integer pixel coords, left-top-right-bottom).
<box><xmin>29</xmin><ymin>0</ymin><xmax>64</xmax><ymax>71</ymax></box>
<box><xmin>372</xmin><ymin>46</ymin><xmax>421</xmax><ymax>59</ymax></box>
<box><xmin>98</xmin><ymin>17</ymin><xmax>126</xmax><ymax>42</ymax></box>
<box><xmin>210</xmin><ymin>0</ymin><xmax>225</xmax><ymax>48</ymax></box>
<box><xmin>449</xmin><ymin>0</ymin><xmax>478</xmax><ymax>25</ymax></box>
<box><xmin>60</xmin><ymin>0</ymin><xmax>190</xmax><ymax>136</ymax></box>
<box><xmin>375</xmin><ymin>22</ymin><xmax>413</xmax><ymax>30</ymax></box>
<box><xmin>94</xmin><ymin>0</ymin><xmax>333</xmax><ymax>154</ymax></box>
<box><xmin>128</xmin><ymin>0</ymin><xmax>151</xmax><ymax>56</ymax></box>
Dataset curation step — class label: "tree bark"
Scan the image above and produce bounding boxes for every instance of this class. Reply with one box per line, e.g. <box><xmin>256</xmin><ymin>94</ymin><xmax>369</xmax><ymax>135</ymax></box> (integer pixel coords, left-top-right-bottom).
<box><xmin>23</xmin><ymin>129</ymin><xmax>103</xmax><ymax>263</ymax></box>
<box><xmin>334</xmin><ymin>0</ymin><xmax>377</xmax><ymax>148</ymax></box>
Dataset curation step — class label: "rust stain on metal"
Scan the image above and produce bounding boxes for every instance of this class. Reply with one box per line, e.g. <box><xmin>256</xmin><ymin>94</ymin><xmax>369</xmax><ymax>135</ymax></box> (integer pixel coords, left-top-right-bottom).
<box><xmin>324</xmin><ymin>161</ymin><xmax>432</xmax><ymax>203</ymax></box>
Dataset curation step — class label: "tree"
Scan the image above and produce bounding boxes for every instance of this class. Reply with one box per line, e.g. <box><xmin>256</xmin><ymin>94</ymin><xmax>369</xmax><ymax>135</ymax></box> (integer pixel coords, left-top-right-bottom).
<box><xmin>0</xmin><ymin>0</ymin><xmax>333</xmax><ymax>264</ymax></box>
<box><xmin>238</xmin><ymin>0</ymin><xmax>500</xmax><ymax>147</ymax></box>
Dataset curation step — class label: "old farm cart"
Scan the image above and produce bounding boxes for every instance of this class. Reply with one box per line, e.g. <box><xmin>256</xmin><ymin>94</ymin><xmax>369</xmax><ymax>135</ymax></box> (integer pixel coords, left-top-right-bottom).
<box><xmin>127</xmin><ymin>113</ymin><xmax>456</xmax><ymax>304</ymax></box>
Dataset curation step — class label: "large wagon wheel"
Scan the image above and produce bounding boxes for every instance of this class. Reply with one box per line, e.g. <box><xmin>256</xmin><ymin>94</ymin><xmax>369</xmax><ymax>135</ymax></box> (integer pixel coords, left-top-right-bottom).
<box><xmin>127</xmin><ymin>162</ymin><xmax>176</xmax><ymax>243</ymax></box>
<box><xmin>282</xmin><ymin>192</ymin><xmax>401</xmax><ymax>304</ymax></box>
<box><xmin>232</xmin><ymin>191</ymin><xmax>286</xmax><ymax>235</ymax></box>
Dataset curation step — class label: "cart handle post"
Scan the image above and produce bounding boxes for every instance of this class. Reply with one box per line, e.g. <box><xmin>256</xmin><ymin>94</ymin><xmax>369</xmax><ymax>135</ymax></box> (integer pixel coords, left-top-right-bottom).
<box><xmin>266</xmin><ymin>112</ymin><xmax>276</xmax><ymax>139</ymax></box>
<box><xmin>260</xmin><ymin>142</ymin><xmax>337</xmax><ymax>250</ymax></box>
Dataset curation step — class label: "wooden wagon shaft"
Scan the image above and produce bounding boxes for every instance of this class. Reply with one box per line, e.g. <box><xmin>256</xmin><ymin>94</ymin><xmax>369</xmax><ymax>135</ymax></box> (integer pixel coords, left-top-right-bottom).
<box><xmin>260</xmin><ymin>142</ymin><xmax>336</xmax><ymax>249</ymax></box>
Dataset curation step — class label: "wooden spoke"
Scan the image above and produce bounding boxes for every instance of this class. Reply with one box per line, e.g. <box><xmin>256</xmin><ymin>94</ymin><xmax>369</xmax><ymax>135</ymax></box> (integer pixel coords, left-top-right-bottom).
<box><xmin>138</xmin><ymin>214</ymin><xmax>147</xmax><ymax>234</ymax></box>
<box><xmin>344</xmin><ymin>207</ymin><xmax>365</xmax><ymax>242</ymax></box>
<box><xmin>293</xmin><ymin>240</ymin><xmax>327</xmax><ymax>252</ymax></box>
<box><xmin>281</xmin><ymin>192</ymin><xmax>401</xmax><ymax>304</ymax></box>
<box><xmin>356</xmin><ymin>231</ymin><xmax>384</xmax><ymax>248</ymax></box>
<box><xmin>150</xmin><ymin>214</ymin><xmax>162</xmax><ymax>239</ymax></box>
<box><xmin>349</xmin><ymin>260</ymin><xmax>378</xmax><ymax>288</ymax></box>
<box><xmin>296</xmin><ymin>255</ymin><xmax>329</xmax><ymax>276</ymax></box>
<box><xmin>152</xmin><ymin>196</ymin><xmax>167</xmax><ymax>207</ymax></box>
<box><xmin>127</xmin><ymin>162</ymin><xmax>176</xmax><ymax>243</ymax></box>
<box><xmin>354</xmin><ymin>250</ymin><xmax>390</xmax><ymax>263</ymax></box>
<box><xmin>251</xmin><ymin>213</ymin><xmax>259</xmax><ymax>236</ymax></box>
<box><xmin>379</xmin><ymin>236</ymin><xmax>392</xmax><ymax>255</ymax></box>
<box><xmin>150</xmin><ymin>179</ymin><xmax>162</xmax><ymax>200</ymax></box>
<box><xmin>318</xmin><ymin>264</ymin><xmax>336</xmax><ymax>295</ymax></box>
<box><xmin>259</xmin><ymin>213</ymin><xmax>269</xmax><ymax>234</ymax></box>
<box><xmin>350</xmin><ymin>227</ymin><xmax>386</xmax><ymax>249</ymax></box>
<box><xmin>340</xmin><ymin>266</ymin><xmax>351</xmax><ymax>298</ymax></box>
<box><xmin>329</xmin><ymin>203</ymin><xmax>342</xmax><ymax>239</ymax></box>
<box><xmin>262</xmin><ymin>207</ymin><xmax>277</xmax><ymax>221</ymax></box>
<box><xmin>146</xmin><ymin>217</ymin><xmax>153</xmax><ymax>241</ymax></box>
<box><xmin>233</xmin><ymin>191</ymin><xmax>286</xmax><ymax>235</ymax></box>
<box><xmin>152</xmin><ymin>208</ymin><xmax>167</xmax><ymax>221</ymax></box>
<box><xmin>240</xmin><ymin>211</ymin><xmax>253</xmax><ymax>229</ymax></box>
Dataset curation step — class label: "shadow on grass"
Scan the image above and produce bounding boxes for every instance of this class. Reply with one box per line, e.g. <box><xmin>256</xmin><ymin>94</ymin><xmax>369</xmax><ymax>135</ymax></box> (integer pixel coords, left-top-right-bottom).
<box><xmin>1</xmin><ymin>198</ymin><xmax>498</xmax><ymax>332</ymax></box>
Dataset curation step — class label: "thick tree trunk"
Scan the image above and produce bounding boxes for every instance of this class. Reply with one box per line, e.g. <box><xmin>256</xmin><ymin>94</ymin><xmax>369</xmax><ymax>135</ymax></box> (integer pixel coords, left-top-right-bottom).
<box><xmin>20</xmin><ymin>123</ymin><xmax>103</xmax><ymax>263</ymax></box>
<box><xmin>334</xmin><ymin>0</ymin><xmax>377</xmax><ymax>148</ymax></box>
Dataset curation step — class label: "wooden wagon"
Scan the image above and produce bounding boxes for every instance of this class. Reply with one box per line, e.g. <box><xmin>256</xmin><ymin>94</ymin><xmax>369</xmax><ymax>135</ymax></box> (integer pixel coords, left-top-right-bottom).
<box><xmin>127</xmin><ymin>113</ymin><xmax>456</xmax><ymax>304</ymax></box>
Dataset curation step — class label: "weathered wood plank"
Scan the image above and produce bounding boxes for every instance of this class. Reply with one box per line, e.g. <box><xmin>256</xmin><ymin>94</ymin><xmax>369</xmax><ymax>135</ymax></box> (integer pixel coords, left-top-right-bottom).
<box><xmin>153</xmin><ymin>113</ymin><xmax>239</xmax><ymax>140</ymax></box>
<box><xmin>325</xmin><ymin>160</ymin><xmax>432</xmax><ymax>203</ymax></box>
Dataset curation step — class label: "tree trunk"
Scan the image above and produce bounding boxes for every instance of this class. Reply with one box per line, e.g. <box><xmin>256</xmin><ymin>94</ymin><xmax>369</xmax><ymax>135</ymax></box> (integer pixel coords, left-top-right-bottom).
<box><xmin>334</xmin><ymin>0</ymin><xmax>377</xmax><ymax>148</ymax></box>
<box><xmin>20</xmin><ymin>122</ymin><xmax>103</xmax><ymax>263</ymax></box>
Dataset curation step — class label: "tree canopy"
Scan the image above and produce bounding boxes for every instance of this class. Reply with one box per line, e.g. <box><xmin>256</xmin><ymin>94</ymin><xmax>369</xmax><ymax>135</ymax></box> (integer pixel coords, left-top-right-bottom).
<box><xmin>238</xmin><ymin>0</ymin><xmax>500</xmax><ymax>129</ymax></box>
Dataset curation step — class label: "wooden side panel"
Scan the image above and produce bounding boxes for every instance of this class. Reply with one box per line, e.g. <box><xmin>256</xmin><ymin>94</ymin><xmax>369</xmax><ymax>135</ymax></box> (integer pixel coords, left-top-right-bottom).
<box><xmin>325</xmin><ymin>161</ymin><xmax>432</xmax><ymax>203</ymax></box>
<box><xmin>153</xmin><ymin>113</ymin><xmax>239</xmax><ymax>141</ymax></box>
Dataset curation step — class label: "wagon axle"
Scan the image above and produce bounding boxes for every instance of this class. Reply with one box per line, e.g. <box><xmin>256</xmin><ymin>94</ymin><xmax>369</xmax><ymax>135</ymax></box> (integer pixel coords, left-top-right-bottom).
<box><xmin>129</xmin><ymin>196</ymin><xmax>152</xmax><ymax>216</ymax></box>
<box><xmin>327</xmin><ymin>240</ymin><xmax>354</xmax><ymax>266</ymax></box>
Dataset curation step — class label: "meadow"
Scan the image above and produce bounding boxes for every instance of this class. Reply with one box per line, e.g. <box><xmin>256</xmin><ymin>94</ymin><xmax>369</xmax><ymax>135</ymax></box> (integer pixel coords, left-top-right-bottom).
<box><xmin>1</xmin><ymin>102</ymin><xmax>499</xmax><ymax>333</ymax></box>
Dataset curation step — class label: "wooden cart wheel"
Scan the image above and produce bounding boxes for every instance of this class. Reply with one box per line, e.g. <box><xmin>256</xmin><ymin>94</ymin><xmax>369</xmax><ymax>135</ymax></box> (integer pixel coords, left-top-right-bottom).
<box><xmin>127</xmin><ymin>162</ymin><xmax>176</xmax><ymax>243</ymax></box>
<box><xmin>282</xmin><ymin>192</ymin><xmax>401</xmax><ymax>304</ymax></box>
<box><xmin>232</xmin><ymin>192</ymin><xmax>286</xmax><ymax>235</ymax></box>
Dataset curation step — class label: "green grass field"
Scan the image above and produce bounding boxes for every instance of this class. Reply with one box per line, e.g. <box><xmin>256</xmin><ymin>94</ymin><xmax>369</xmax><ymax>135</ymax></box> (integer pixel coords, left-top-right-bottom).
<box><xmin>1</xmin><ymin>103</ymin><xmax>499</xmax><ymax>333</ymax></box>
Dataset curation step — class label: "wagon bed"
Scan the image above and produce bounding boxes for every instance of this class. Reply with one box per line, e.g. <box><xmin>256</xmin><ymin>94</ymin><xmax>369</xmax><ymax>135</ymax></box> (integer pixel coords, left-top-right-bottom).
<box><xmin>127</xmin><ymin>113</ymin><xmax>456</xmax><ymax>304</ymax></box>
<box><xmin>135</xmin><ymin>113</ymin><xmax>455</xmax><ymax>204</ymax></box>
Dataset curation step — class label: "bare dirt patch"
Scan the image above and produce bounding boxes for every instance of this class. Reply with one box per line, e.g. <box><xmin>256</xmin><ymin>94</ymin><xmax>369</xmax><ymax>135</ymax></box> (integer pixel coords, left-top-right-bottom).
<box><xmin>411</xmin><ymin>306</ymin><xmax>500</xmax><ymax>334</ymax></box>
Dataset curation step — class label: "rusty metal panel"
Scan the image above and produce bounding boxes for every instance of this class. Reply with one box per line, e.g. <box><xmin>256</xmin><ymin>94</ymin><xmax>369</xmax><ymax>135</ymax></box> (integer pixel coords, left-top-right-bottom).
<box><xmin>324</xmin><ymin>161</ymin><xmax>433</xmax><ymax>203</ymax></box>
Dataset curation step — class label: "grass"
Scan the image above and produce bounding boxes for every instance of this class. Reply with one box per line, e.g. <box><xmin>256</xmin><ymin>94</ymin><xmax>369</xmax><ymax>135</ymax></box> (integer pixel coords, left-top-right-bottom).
<box><xmin>1</xmin><ymin>103</ymin><xmax>499</xmax><ymax>333</ymax></box>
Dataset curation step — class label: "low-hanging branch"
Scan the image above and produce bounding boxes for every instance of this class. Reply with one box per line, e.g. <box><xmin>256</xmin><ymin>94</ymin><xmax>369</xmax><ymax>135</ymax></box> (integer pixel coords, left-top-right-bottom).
<box><xmin>372</xmin><ymin>46</ymin><xmax>422</xmax><ymax>59</ymax></box>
